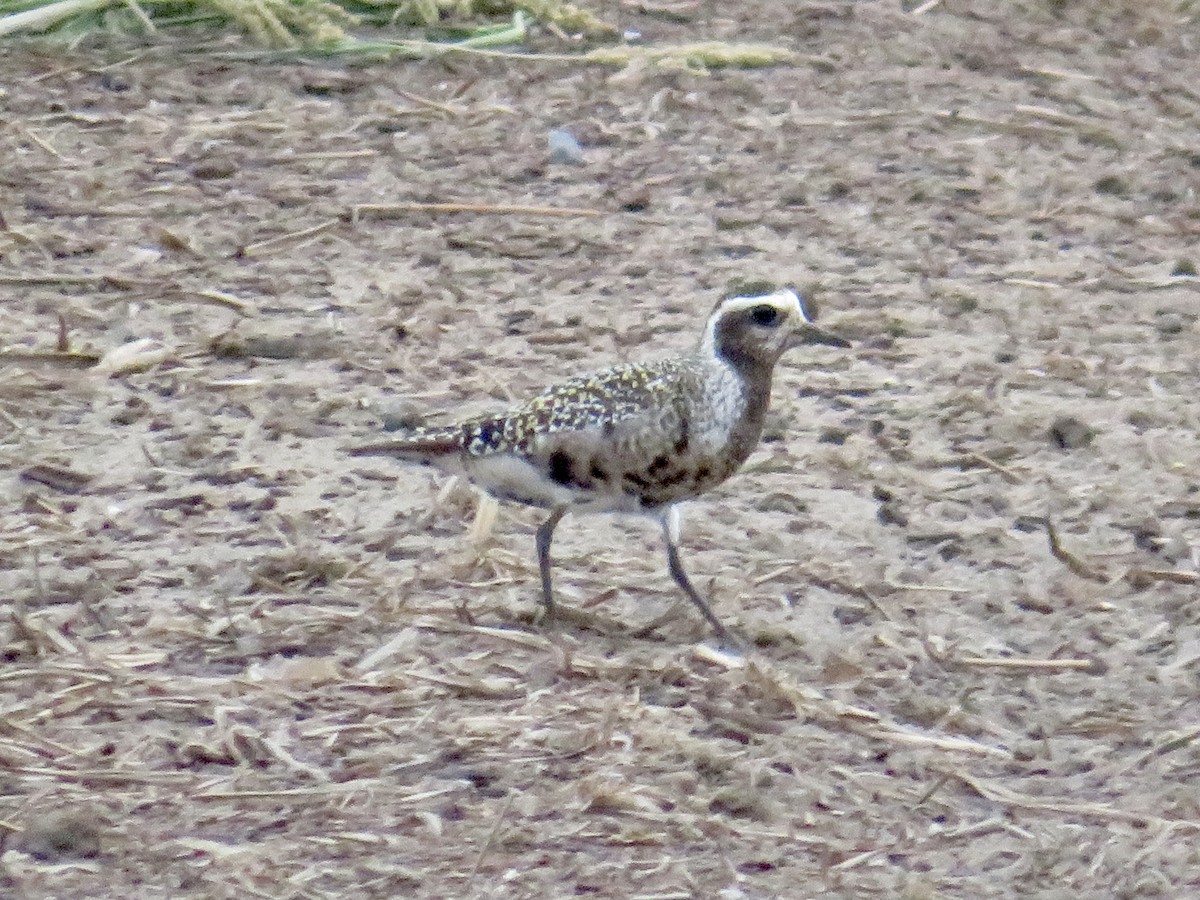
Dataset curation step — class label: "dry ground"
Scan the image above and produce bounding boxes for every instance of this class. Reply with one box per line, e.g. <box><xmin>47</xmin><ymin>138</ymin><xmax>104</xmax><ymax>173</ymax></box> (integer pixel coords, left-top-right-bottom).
<box><xmin>3</xmin><ymin>1</ymin><xmax>1200</xmax><ymax>897</ymax></box>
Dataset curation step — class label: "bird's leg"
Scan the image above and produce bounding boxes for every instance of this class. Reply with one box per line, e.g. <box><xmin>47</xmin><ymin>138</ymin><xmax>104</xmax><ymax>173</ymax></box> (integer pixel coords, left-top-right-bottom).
<box><xmin>660</xmin><ymin>507</ymin><xmax>740</xmax><ymax>647</ymax></box>
<box><xmin>535</xmin><ymin>506</ymin><xmax>568</xmax><ymax>621</ymax></box>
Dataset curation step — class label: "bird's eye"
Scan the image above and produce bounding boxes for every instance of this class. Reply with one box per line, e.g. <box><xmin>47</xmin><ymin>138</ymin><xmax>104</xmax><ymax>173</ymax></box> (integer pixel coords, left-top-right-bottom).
<box><xmin>750</xmin><ymin>305</ymin><xmax>779</xmax><ymax>327</ymax></box>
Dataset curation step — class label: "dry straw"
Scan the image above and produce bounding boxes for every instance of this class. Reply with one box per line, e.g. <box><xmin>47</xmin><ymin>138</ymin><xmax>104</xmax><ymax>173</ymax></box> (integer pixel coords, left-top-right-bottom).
<box><xmin>0</xmin><ymin>0</ymin><xmax>795</xmax><ymax>70</ymax></box>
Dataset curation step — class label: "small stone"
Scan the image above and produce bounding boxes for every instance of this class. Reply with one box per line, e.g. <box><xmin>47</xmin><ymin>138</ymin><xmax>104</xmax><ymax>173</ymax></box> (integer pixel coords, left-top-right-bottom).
<box><xmin>817</xmin><ymin>427</ymin><xmax>850</xmax><ymax>445</ymax></box>
<box><xmin>754</xmin><ymin>492</ymin><xmax>808</xmax><ymax>515</ymax></box>
<box><xmin>209</xmin><ymin>327</ymin><xmax>336</xmax><ymax>360</ymax></box>
<box><xmin>503</xmin><ymin>309</ymin><xmax>537</xmax><ymax>335</ymax></box>
<box><xmin>1093</xmin><ymin>175</ymin><xmax>1127</xmax><ymax>195</ymax></box>
<box><xmin>191</xmin><ymin>158</ymin><xmax>238</xmax><ymax>180</ymax></box>
<box><xmin>942</xmin><ymin>294</ymin><xmax>978</xmax><ymax>317</ymax></box>
<box><xmin>779</xmin><ymin>187</ymin><xmax>808</xmax><ymax>206</ymax></box>
<box><xmin>877</xmin><ymin>501</ymin><xmax>908</xmax><ymax>527</ymax></box>
<box><xmin>833</xmin><ymin>604</ymin><xmax>868</xmax><ymax>625</ymax></box>
<box><xmin>13</xmin><ymin>812</ymin><xmax>102</xmax><ymax>861</ymax></box>
<box><xmin>1155</xmin><ymin>311</ymin><xmax>1185</xmax><ymax>336</ymax></box>
<box><xmin>708</xmin><ymin>786</ymin><xmax>773</xmax><ymax>821</ymax></box>
<box><xmin>715</xmin><ymin>215</ymin><xmax>757</xmax><ymax>231</ymax></box>
<box><xmin>619</xmin><ymin>188</ymin><xmax>651</xmax><ymax>213</ymax></box>
<box><xmin>1127</xmin><ymin>408</ymin><xmax>1163</xmax><ymax>430</ymax></box>
<box><xmin>1048</xmin><ymin>416</ymin><xmax>1095</xmax><ymax>450</ymax></box>
<box><xmin>1012</xmin><ymin>515</ymin><xmax>1049</xmax><ymax>533</ymax></box>
<box><xmin>547</xmin><ymin>128</ymin><xmax>584</xmax><ymax>166</ymax></box>
<box><xmin>298</xmin><ymin>68</ymin><xmax>360</xmax><ymax>95</ymax></box>
<box><xmin>381</xmin><ymin>401</ymin><xmax>426</xmax><ymax>432</ymax></box>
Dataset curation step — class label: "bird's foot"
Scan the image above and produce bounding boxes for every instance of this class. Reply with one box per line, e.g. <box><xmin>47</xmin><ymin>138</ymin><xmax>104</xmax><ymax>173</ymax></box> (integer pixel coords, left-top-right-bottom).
<box><xmin>628</xmin><ymin>603</ymin><xmax>745</xmax><ymax>651</ymax></box>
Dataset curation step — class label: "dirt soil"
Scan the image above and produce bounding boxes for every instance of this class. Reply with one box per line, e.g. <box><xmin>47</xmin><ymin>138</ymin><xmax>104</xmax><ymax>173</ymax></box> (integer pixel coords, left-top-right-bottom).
<box><xmin>3</xmin><ymin>2</ymin><xmax>1200</xmax><ymax>897</ymax></box>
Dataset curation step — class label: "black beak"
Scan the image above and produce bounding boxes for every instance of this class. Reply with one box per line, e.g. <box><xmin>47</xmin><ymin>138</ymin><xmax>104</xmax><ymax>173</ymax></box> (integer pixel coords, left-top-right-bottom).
<box><xmin>792</xmin><ymin>322</ymin><xmax>851</xmax><ymax>349</ymax></box>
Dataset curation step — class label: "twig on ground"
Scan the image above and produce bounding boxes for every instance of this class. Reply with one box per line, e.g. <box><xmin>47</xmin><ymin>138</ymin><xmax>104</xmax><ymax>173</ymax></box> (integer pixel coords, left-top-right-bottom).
<box><xmin>950</xmin><ymin>655</ymin><xmax>1102</xmax><ymax>674</ymax></box>
<box><xmin>467</xmin><ymin>792</ymin><xmax>515</xmax><ymax>882</ymax></box>
<box><xmin>1045</xmin><ymin>519</ymin><xmax>1109</xmax><ymax>582</ymax></box>
<box><xmin>239</xmin><ymin>219</ymin><xmax>340</xmax><ymax>257</ymax></box>
<box><xmin>949</xmin><ymin>770</ymin><xmax>1200</xmax><ymax>829</ymax></box>
<box><xmin>957</xmin><ymin>449</ymin><xmax>1025</xmax><ymax>484</ymax></box>
<box><xmin>349</xmin><ymin>202</ymin><xmax>603</xmax><ymax>222</ymax></box>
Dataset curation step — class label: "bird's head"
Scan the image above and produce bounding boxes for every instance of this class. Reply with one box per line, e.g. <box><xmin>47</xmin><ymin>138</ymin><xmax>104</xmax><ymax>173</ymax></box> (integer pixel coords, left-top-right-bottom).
<box><xmin>700</xmin><ymin>288</ymin><xmax>849</xmax><ymax>373</ymax></box>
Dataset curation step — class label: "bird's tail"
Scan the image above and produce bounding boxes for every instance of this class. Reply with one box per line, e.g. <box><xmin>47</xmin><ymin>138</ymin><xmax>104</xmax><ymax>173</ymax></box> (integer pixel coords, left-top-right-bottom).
<box><xmin>347</xmin><ymin>425</ymin><xmax>465</xmax><ymax>462</ymax></box>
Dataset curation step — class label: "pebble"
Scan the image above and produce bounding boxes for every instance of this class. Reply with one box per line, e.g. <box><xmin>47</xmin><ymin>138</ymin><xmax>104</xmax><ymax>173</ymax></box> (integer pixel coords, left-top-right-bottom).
<box><xmin>1048</xmin><ymin>416</ymin><xmax>1095</xmax><ymax>450</ymax></box>
<box><xmin>547</xmin><ymin>128</ymin><xmax>585</xmax><ymax>166</ymax></box>
<box><xmin>1155</xmin><ymin>311</ymin><xmax>1185</xmax><ymax>335</ymax></box>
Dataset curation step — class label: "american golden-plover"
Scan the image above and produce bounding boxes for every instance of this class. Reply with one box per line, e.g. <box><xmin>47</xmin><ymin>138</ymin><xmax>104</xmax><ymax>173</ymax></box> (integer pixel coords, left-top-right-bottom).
<box><xmin>351</xmin><ymin>288</ymin><xmax>849</xmax><ymax>644</ymax></box>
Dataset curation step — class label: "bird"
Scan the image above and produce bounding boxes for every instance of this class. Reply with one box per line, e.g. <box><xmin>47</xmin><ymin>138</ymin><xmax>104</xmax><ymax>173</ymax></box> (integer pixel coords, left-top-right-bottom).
<box><xmin>349</xmin><ymin>288</ymin><xmax>849</xmax><ymax>645</ymax></box>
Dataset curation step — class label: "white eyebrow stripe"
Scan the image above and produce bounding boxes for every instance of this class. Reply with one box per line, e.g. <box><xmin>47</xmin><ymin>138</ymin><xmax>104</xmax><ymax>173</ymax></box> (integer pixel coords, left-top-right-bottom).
<box><xmin>719</xmin><ymin>289</ymin><xmax>808</xmax><ymax>322</ymax></box>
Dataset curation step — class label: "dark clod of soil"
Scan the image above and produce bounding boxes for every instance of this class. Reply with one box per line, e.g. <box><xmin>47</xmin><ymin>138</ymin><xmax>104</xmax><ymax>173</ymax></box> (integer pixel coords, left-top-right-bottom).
<box><xmin>1048</xmin><ymin>416</ymin><xmax>1096</xmax><ymax>450</ymax></box>
<box><xmin>11</xmin><ymin>813</ymin><xmax>103</xmax><ymax>861</ymax></box>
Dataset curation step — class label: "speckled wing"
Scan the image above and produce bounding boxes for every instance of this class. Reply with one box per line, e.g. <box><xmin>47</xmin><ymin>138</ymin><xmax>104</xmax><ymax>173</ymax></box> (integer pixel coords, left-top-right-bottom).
<box><xmin>349</xmin><ymin>361</ymin><xmax>679</xmax><ymax>456</ymax></box>
<box><xmin>349</xmin><ymin>358</ymin><xmax>720</xmax><ymax>509</ymax></box>
<box><xmin>502</xmin><ymin>359</ymin><xmax>695</xmax><ymax>451</ymax></box>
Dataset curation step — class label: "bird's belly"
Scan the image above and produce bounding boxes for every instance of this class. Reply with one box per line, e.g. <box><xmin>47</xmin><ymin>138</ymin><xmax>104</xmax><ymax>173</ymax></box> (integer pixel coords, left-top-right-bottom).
<box><xmin>461</xmin><ymin>437</ymin><xmax>740</xmax><ymax>514</ymax></box>
<box><xmin>461</xmin><ymin>453</ymin><xmax>636</xmax><ymax>513</ymax></box>
<box><xmin>619</xmin><ymin>453</ymin><xmax>738</xmax><ymax>510</ymax></box>
<box><xmin>463</xmin><ymin>454</ymin><xmax>577</xmax><ymax>509</ymax></box>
